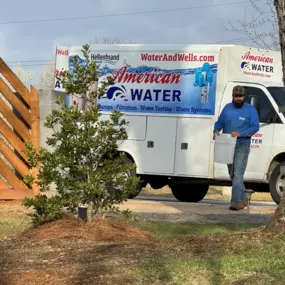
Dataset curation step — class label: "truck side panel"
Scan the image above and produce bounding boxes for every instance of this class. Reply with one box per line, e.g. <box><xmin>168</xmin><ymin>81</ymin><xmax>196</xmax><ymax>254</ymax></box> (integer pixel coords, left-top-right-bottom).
<box><xmin>175</xmin><ymin>117</ymin><xmax>212</xmax><ymax>177</ymax></box>
<box><xmin>119</xmin><ymin>116</ymin><xmax>177</xmax><ymax>175</ymax></box>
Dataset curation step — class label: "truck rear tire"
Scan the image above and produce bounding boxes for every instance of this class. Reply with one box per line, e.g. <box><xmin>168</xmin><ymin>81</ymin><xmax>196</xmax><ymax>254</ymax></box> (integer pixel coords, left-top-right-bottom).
<box><xmin>170</xmin><ymin>184</ymin><xmax>209</xmax><ymax>202</ymax></box>
<box><xmin>269</xmin><ymin>162</ymin><xmax>285</xmax><ymax>204</ymax></box>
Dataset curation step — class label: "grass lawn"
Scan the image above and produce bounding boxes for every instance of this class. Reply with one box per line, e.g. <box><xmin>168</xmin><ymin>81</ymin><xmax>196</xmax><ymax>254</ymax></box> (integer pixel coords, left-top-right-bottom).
<box><xmin>0</xmin><ymin>202</ymin><xmax>284</xmax><ymax>285</ymax></box>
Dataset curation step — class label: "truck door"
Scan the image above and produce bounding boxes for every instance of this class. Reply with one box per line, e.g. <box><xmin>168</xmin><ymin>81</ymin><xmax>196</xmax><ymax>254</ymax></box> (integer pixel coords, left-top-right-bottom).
<box><xmin>214</xmin><ymin>83</ymin><xmax>276</xmax><ymax>180</ymax></box>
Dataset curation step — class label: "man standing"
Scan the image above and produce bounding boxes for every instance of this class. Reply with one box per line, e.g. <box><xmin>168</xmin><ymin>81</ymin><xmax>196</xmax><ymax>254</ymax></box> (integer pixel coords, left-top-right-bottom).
<box><xmin>213</xmin><ymin>86</ymin><xmax>259</xmax><ymax>210</ymax></box>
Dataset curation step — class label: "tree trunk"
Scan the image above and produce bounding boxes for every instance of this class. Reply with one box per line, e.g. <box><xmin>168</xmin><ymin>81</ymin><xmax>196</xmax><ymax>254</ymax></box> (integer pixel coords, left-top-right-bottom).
<box><xmin>275</xmin><ymin>0</ymin><xmax>285</xmax><ymax>86</ymax></box>
<box><xmin>268</xmin><ymin>1</ymin><xmax>285</xmax><ymax>230</ymax></box>
<box><xmin>268</xmin><ymin>193</ymin><xmax>285</xmax><ymax>230</ymax></box>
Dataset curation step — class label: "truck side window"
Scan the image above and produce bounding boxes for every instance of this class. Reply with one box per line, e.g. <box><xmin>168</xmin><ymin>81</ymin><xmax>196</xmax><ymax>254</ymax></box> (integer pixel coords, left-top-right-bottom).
<box><xmin>242</xmin><ymin>86</ymin><xmax>281</xmax><ymax>124</ymax></box>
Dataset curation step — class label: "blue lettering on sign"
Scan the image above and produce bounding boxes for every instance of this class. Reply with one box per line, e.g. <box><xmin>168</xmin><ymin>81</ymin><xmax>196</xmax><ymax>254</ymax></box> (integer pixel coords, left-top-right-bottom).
<box><xmin>130</xmin><ymin>89</ymin><xmax>181</xmax><ymax>102</ymax></box>
<box><xmin>55</xmin><ymin>80</ymin><xmax>61</xmax><ymax>88</ymax></box>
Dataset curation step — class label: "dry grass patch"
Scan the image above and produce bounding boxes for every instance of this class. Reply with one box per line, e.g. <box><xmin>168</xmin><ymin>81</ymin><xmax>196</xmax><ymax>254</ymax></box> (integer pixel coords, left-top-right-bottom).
<box><xmin>0</xmin><ymin>200</ymin><xmax>31</xmax><ymax>240</ymax></box>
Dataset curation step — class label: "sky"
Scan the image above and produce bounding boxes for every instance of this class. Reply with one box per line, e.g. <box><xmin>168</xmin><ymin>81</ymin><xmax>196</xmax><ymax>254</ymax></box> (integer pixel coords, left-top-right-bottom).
<box><xmin>0</xmin><ymin>0</ymin><xmax>274</xmax><ymax>85</ymax></box>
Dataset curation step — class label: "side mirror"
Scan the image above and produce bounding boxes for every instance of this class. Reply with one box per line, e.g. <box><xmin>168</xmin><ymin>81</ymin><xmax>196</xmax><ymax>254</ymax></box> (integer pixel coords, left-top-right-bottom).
<box><xmin>249</xmin><ymin>95</ymin><xmax>261</xmax><ymax>117</ymax></box>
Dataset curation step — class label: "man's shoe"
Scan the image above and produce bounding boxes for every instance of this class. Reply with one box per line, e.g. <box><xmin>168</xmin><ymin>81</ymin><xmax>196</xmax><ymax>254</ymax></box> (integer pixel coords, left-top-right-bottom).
<box><xmin>229</xmin><ymin>201</ymin><xmax>248</xmax><ymax>211</ymax></box>
<box><xmin>238</xmin><ymin>201</ymin><xmax>247</xmax><ymax>210</ymax></box>
<box><xmin>230</xmin><ymin>201</ymin><xmax>248</xmax><ymax>211</ymax></box>
<box><xmin>229</xmin><ymin>204</ymin><xmax>240</xmax><ymax>210</ymax></box>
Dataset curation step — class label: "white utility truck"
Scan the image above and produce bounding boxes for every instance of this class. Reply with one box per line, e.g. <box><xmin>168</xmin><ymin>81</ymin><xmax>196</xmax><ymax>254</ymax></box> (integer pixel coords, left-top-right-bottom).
<box><xmin>54</xmin><ymin>44</ymin><xmax>285</xmax><ymax>204</ymax></box>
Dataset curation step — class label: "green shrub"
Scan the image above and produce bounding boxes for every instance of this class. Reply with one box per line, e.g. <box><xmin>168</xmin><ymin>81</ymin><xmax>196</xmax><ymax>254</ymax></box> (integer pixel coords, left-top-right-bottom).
<box><xmin>23</xmin><ymin>195</ymin><xmax>63</xmax><ymax>227</ymax></box>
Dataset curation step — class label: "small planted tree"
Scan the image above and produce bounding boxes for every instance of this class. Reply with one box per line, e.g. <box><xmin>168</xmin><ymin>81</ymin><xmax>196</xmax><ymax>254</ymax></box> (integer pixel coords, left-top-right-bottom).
<box><xmin>23</xmin><ymin>44</ymin><xmax>140</xmax><ymax>226</ymax></box>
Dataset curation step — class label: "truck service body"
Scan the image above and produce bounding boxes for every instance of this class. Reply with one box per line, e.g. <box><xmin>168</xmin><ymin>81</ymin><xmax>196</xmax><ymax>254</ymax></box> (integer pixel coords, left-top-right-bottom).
<box><xmin>54</xmin><ymin>44</ymin><xmax>285</xmax><ymax>204</ymax></box>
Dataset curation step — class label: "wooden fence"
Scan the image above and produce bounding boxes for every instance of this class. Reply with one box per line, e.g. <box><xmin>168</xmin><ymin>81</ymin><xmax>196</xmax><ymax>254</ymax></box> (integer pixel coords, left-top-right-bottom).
<box><xmin>0</xmin><ymin>58</ymin><xmax>40</xmax><ymax>199</ymax></box>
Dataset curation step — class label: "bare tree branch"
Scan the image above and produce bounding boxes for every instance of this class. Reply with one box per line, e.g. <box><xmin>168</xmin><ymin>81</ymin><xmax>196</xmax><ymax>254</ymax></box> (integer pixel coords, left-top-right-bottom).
<box><xmin>36</xmin><ymin>61</ymin><xmax>56</xmax><ymax>90</ymax></box>
<box><xmin>224</xmin><ymin>0</ymin><xmax>279</xmax><ymax>50</ymax></box>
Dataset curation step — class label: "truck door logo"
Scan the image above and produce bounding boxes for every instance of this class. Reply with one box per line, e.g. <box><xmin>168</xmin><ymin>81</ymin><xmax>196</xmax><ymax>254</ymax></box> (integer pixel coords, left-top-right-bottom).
<box><xmin>241</xmin><ymin>61</ymin><xmax>251</xmax><ymax>70</ymax></box>
<box><xmin>240</xmin><ymin>52</ymin><xmax>274</xmax><ymax>78</ymax></box>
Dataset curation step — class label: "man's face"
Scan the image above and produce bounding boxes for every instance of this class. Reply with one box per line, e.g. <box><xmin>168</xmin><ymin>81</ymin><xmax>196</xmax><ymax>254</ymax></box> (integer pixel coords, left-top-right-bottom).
<box><xmin>232</xmin><ymin>94</ymin><xmax>245</xmax><ymax>108</ymax></box>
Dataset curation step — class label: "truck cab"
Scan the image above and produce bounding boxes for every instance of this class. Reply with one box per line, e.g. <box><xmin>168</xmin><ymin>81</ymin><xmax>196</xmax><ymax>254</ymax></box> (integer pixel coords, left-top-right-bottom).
<box><xmin>214</xmin><ymin>82</ymin><xmax>285</xmax><ymax>204</ymax></box>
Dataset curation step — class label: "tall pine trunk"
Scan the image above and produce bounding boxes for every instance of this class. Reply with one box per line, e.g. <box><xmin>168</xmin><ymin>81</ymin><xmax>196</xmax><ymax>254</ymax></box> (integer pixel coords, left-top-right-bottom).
<box><xmin>275</xmin><ymin>0</ymin><xmax>285</xmax><ymax>86</ymax></box>
<box><xmin>269</xmin><ymin>1</ymin><xmax>285</xmax><ymax>230</ymax></box>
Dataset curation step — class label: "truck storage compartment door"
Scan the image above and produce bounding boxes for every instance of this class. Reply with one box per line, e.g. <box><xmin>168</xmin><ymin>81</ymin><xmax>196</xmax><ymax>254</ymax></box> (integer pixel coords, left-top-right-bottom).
<box><xmin>175</xmin><ymin>117</ymin><xmax>212</xmax><ymax>177</ymax></box>
<box><xmin>100</xmin><ymin>114</ymin><xmax>146</xmax><ymax>140</ymax></box>
<box><xmin>142</xmin><ymin>116</ymin><xmax>177</xmax><ymax>175</ymax></box>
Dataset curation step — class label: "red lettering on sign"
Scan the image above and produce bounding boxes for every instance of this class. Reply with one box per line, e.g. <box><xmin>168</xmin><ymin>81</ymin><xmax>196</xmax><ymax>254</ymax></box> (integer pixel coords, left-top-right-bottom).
<box><xmin>112</xmin><ymin>66</ymin><xmax>181</xmax><ymax>84</ymax></box>
<box><xmin>56</xmin><ymin>48</ymin><xmax>69</xmax><ymax>56</ymax></box>
<box><xmin>241</xmin><ymin>51</ymin><xmax>273</xmax><ymax>64</ymax></box>
<box><xmin>254</xmin><ymin>133</ymin><xmax>262</xmax><ymax>138</ymax></box>
<box><xmin>55</xmin><ymin>68</ymin><xmax>65</xmax><ymax>78</ymax></box>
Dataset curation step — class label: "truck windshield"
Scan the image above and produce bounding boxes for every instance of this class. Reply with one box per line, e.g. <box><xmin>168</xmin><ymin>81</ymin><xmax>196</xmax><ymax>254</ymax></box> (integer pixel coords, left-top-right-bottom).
<box><xmin>268</xmin><ymin>86</ymin><xmax>285</xmax><ymax>108</ymax></box>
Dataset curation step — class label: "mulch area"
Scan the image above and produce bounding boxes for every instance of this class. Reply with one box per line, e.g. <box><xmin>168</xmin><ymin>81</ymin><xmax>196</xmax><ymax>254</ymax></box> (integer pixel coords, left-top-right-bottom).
<box><xmin>0</xmin><ymin>215</ymin><xmax>157</xmax><ymax>285</ymax></box>
<box><xmin>22</xmin><ymin>215</ymin><xmax>155</xmax><ymax>242</ymax></box>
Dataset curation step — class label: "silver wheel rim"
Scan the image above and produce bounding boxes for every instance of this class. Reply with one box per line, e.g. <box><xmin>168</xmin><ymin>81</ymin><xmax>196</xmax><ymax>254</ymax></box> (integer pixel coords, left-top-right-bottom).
<box><xmin>276</xmin><ymin>173</ymin><xmax>285</xmax><ymax>196</ymax></box>
<box><xmin>114</xmin><ymin>171</ymin><xmax>130</xmax><ymax>191</ymax></box>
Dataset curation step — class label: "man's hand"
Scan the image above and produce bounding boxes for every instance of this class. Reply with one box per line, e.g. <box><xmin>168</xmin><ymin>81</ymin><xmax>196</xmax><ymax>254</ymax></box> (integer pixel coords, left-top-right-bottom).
<box><xmin>213</xmin><ymin>130</ymin><xmax>220</xmax><ymax>136</ymax></box>
<box><xmin>213</xmin><ymin>130</ymin><xmax>220</xmax><ymax>140</ymax></box>
<box><xmin>231</xmin><ymin>131</ymin><xmax>240</xmax><ymax>137</ymax></box>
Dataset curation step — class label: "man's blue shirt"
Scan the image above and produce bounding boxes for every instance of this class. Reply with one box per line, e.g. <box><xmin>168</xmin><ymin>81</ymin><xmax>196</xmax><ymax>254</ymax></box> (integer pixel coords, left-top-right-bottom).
<box><xmin>214</xmin><ymin>103</ymin><xmax>260</xmax><ymax>144</ymax></box>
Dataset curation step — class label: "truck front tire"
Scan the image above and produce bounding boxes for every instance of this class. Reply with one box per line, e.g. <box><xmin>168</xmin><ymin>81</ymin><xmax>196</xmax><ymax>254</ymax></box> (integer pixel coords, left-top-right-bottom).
<box><xmin>170</xmin><ymin>184</ymin><xmax>209</xmax><ymax>202</ymax></box>
<box><xmin>107</xmin><ymin>156</ymin><xmax>143</xmax><ymax>199</ymax></box>
<box><xmin>269</xmin><ymin>162</ymin><xmax>285</xmax><ymax>204</ymax></box>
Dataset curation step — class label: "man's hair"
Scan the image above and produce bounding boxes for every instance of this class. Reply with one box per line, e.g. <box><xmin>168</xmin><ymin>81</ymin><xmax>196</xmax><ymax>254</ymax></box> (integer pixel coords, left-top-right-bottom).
<box><xmin>232</xmin><ymin>85</ymin><xmax>245</xmax><ymax>96</ymax></box>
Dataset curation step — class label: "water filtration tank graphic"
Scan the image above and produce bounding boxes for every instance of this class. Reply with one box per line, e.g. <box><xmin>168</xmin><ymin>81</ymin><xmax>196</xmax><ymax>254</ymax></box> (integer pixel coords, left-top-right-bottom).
<box><xmin>193</xmin><ymin>62</ymin><xmax>213</xmax><ymax>104</ymax></box>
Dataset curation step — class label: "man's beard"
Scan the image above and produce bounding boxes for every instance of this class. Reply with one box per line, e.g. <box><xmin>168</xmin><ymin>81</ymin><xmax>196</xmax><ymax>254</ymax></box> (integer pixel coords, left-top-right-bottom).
<box><xmin>232</xmin><ymin>100</ymin><xmax>244</xmax><ymax>108</ymax></box>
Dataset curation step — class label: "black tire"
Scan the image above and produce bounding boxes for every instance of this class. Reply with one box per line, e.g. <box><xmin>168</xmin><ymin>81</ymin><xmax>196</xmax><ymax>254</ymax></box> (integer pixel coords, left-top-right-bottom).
<box><xmin>269</xmin><ymin>162</ymin><xmax>285</xmax><ymax>204</ymax></box>
<box><xmin>107</xmin><ymin>156</ymin><xmax>143</xmax><ymax>199</ymax></box>
<box><xmin>148</xmin><ymin>180</ymin><xmax>167</xmax><ymax>190</ymax></box>
<box><xmin>170</xmin><ymin>183</ymin><xmax>209</xmax><ymax>202</ymax></box>
<box><xmin>128</xmin><ymin>182</ymin><xmax>143</xmax><ymax>199</ymax></box>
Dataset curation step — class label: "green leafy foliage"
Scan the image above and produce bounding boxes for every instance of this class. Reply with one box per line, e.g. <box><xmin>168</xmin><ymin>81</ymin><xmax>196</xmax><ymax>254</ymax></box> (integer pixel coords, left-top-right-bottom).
<box><xmin>23</xmin><ymin>44</ymin><xmax>139</xmax><ymax>225</ymax></box>
<box><xmin>23</xmin><ymin>195</ymin><xmax>63</xmax><ymax>227</ymax></box>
